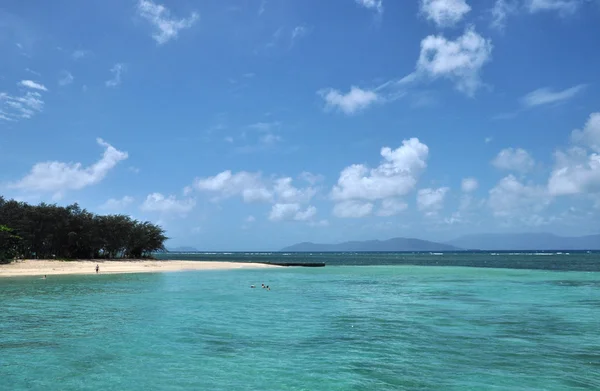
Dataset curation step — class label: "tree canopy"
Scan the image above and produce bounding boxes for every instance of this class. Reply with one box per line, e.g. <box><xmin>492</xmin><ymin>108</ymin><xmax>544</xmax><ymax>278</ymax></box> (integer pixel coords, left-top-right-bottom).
<box><xmin>0</xmin><ymin>196</ymin><xmax>167</xmax><ymax>262</ymax></box>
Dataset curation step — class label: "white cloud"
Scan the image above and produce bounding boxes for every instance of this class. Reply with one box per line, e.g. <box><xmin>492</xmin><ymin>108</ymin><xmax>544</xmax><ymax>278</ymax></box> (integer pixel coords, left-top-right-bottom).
<box><xmin>331</xmin><ymin>138</ymin><xmax>429</xmax><ymax>201</ymax></box>
<box><xmin>193</xmin><ymin>171</ymin><xmax>272</xmax><ymax>203</ymax></box>
<box><xmin>417</xmin><ymin>187</ymin><xmax>449</xmax><ymax>215</ymax></box>
<box><xmin>269</xmin><ymin>203</ymin><xmax>317</xmax><ymax>222</ymax></box>
<box><xmin>416</xmin><ymin>27</ymin><xmax>492</xmax><ymax>96</ymax></box>
<box><xmin>548</xmin><ymin>148</ymin><xmax>600</xmax><ymax>196</ymax></box>
<box><xmin>492</xmin><ymin>148</ymin><xmax>535</xmax><ymax>173</ymax></box>
<box><xmin>246</xmin><ymin>215</ymin><xmax>256</xmax><ymax>223</ymax></box>
<box><xmin>376</xmin><ymin>198</ymin><xmax>408</xmax><ymax>216</ymax></box>
<box><xmin>333</xmin><ymin>200</ymin><xmax>374</xmax><ymax>218</ymax></box>
<box><xmin>491</xmin><ymin>0</ymin><xmax>518</xmax><ymax>31</ymax></box>
<box><xmin>105</xmin><ymin>64</ymin><xmax>124</xmax><ymax>88</ymax></box>
<box><xmin>137</xmin><ymin>0</ymin><xmax>199</xmax><ymax>45</ymax></box>
<box><xmin>485</xmin><ymin>137</ymin><xmax>493</xmax><ymax>143</ymax></box>
<box><xmin>548</xmin><ymin>113</ymin><xmax>600</xmax><ymax>196</ymax></box>
<box><xmin>192</xmin><ymin>171</ymin><xmax>318</xmax><ymax>206</ymax></box>
<box><xmin>140</xmin><ymin>193</ymin><xmax>196</xmax><ymax>215</ymax></box>
<box><xmin>11</xmin><ymin>138</ymin><xmax>128</xmax><ymax>196</ymax></box>
<box><xmin>19</xmin><ymin>80</ymin><xmax>48</xmax><ymax>91</ymax></box>
<box><xmin>355</xmin><ymin>0</ymin><xmax>383</xmax><ymax>13</ymax></box>
<box><xmin>274</xmin><ymin>177</ymin><xmax>317</xmax><ymax>203</ymax></box>
<box><xmin>528</xmin><ymin>0</ymin><xmax>580</xmax><ymax>14</ymax></box>
<box><xmin>100</xmin><ymin>196</ymin><xmax>134</xmax><ymax>210</ymax></box>
<box><xmin>420</xmin><ymin>0</ymin><xmax>471</xmax><ymax>27</ymax></box>
<box><xmin>571</xmin><ymin>112</ymin><xmax>600</xmax><ymax>153</ymax></box>
<box><xmin>0</xmin><ymin>91</ymin><xmax>45</xmax><ymax>121</ymax></box>
<box><xmin>521</xmin><ymin>84</ymin><xmax>586</xmax><ymax>108</ymax></box>
<box><xmin>319</xmin><ymin>86</ymin><xmax>379</xmax><ymax>115</ymax></box>
<box><xmin>489</xmin><ymin>175</ymin><xmax>550</xmax><ymax>217</ymax></box>
<box><xmin>331</xmin><ymin>138</ymin><xmax>428</xmax><ymax>218</ymax></box>
<box><xmin>58</xmin><ymin>71</ymin><xmax>74</xmax><ymax>86</ymax></box>
<box><xmin>461</xmin><ymin>177</ymin><xmax>478</xmax><ymax>192</ymax></box>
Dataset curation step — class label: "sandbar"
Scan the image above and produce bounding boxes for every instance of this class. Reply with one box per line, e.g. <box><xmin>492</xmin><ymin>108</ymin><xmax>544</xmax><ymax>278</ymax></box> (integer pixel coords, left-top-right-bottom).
<box><xmin>0</xmin><ymin>259</ymin><xmax>277</xmax><ymax>277</ymax></box>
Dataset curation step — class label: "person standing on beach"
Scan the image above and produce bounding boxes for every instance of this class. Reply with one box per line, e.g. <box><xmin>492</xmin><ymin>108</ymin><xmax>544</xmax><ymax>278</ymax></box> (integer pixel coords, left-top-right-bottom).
<box><xmin>95</xmin><ymin>264</ymin><xmax>99</xmax><ymax>274</ymax></box>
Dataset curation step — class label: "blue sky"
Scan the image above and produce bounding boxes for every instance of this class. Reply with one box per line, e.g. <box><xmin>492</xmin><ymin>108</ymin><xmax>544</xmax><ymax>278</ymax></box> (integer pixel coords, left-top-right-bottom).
<box><xmin>1</xmin><ymin>0</ymin><xmax>600</xmax><ymax>250</ymax></box>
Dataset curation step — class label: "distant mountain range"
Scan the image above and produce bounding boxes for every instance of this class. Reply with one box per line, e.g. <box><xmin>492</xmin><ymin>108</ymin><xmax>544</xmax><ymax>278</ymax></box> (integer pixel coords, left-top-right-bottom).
<box><xmin>446</xmin><ymin>233</ymin><xmax>600</xmax><ymax>251</ymax></box>
<box><xmin>281</xmin><ymin>237</ymin><xmax>460</xmax><ymax>252</ymax></box>
<box><xmin>281</xmin><ymin>233</ymin><xmax>600</xmax><ymax>252</ymax></box>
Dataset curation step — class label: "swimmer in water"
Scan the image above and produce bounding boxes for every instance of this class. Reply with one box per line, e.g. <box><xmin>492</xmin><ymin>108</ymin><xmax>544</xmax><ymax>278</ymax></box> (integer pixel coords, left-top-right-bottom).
<box><xmin>261</xmin><ymin>283</ymin><xmax>265</xmax><ymax>289</ymax></box>
<box><xmin>250</xmin><ymin>285</ymin><xmax>255</xmax><ymax>288</ymax></box>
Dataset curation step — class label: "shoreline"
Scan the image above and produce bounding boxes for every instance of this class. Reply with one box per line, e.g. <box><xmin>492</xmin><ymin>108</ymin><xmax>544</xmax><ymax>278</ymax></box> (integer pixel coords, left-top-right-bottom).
<box><xmin>0</xmin><ymin>259</ymin><xmax>279</xmax><ymax>278</ymax></box>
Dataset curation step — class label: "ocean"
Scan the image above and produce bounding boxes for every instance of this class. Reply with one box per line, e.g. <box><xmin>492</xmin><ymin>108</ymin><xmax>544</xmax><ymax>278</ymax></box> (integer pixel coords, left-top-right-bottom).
<box><xmin>1</xmin><ymin>252</ymin><xmax>599</xmax><ymax>390</ymax></box>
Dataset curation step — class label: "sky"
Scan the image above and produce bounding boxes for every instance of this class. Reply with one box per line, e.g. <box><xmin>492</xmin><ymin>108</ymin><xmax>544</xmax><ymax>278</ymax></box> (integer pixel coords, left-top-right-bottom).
<box><xmin>1</xmin><ymin>0</ymin><xmax>600</xmax><ymax>250</ymax></box>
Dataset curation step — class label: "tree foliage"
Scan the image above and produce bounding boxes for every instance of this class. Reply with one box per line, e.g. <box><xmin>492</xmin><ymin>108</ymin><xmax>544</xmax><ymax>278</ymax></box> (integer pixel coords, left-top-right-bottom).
<box><xmin>0</xmin><ymin>196</ymin><xmax>167</xmax><ymax>261</ymax></box>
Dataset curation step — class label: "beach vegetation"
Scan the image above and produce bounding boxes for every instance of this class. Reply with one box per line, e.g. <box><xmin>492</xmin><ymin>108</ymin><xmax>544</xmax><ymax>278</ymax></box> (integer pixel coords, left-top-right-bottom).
<box><xmin>0</xmin><ymin>196</ymin><xmax>167</xmax><ymax>261</ymax></box>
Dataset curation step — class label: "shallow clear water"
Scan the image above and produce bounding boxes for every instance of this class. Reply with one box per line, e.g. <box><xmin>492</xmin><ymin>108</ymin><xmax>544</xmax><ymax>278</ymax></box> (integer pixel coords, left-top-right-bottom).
<box><xmin>1</xmin><ymin>266</ymin><xmax>599</xmax><ymax>390</ymax></box>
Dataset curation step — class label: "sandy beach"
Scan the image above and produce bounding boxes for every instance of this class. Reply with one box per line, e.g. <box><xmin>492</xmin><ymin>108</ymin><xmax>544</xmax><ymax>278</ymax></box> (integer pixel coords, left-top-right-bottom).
<box><xmin>0</xmin><ymin>259</ymin><xmax>278</xmax><ymax>277</ymax></box>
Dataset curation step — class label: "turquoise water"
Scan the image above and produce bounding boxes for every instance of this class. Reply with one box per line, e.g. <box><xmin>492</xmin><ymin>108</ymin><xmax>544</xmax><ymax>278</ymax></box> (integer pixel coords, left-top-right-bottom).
<box><xmin>1</xmin><ymin>266</ymin><xmax>599</xmax><ymax>390</ymax></box>
<box><xmin>155</xmin><ymin>251</ymin><xmax>600</xmax><ymax>271</ymax></box>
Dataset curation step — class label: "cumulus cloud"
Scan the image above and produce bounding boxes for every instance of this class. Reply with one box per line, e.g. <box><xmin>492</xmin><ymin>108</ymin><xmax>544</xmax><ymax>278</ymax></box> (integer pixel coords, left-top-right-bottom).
<box><xmin>420</xmin><ymin>0</ymin><xmax>471</xmax><ymax>27</ymax></box>
<box><xmin>415</xmin><ymin>27</ymin><xmax>493</xmax><ymax>96</ymax></box>
<box><xmin>141</xmin><ymin>193</ymin><xmax>196</xmax><ymax>215</ymax></box>
<box><xmin>331</xmin><ymin>138</ymin><xmax>428</xmax><ymax>218</ymax></box>
<box><xmin>19</xmin><ymin>80</ymin><xmax>48</xmax><ymax>91</ymax></box>
<box><xmin>100</xmin><ymin>196</ymin><xmax>134</xmax><ymax>210</ymax></box>
<box><xmin>331</xmin><ymin>138</ymin><xmax>429</xmax><ymax>202</ymax></box>
<box><xmin>571</xmin><ymin>112</ymin><xmax>600</xmax><ymax>153</ymax></box>
<box><xmin>191</xmin><ymin>171</ymin><xmax>317</xmax><ymax>206</ymax></box>
<box><xmin>273</xmin><ymin>177</ymin><xmax>317</xmax><ymax>203</ymax></box>
<box><xmin>333</xmin><ymin>200</ymin><xmax>374</xmax><ymax>218</ymax></box>
<box><xmin>521</xmin><ymin>84</ymin><xmax>586</xmax><ymax>108</ymax></box>
<box><xmin>137</xmin><ymin>0</ymin><xmax>199</xmax><ymax>45</ymax></box>
<box><xmin>193</xmin><ymin>170</ymin><xmax>272</xmax><ymax>203</ymax></box>
<box><xmin>489</xmin><ymin>175</ymin><xmax>550</xmax><ymax>217</ymax></box>
<box><xmin>11</xmin><ymin>138</ymin><xmax>128</xmax><ymax>196</ymax></box>
<box><xmin>319</xmin><ymin>86</ymin><xmax>379</xmax><ymax>115</ymax></box>
<box><xmin>417</xmin><ymin>187</ymin><xmax>449</xmax><ymax>215</ymax></box>
<box><xmin>269</xmin><ymin>203</ymin><xmax>317</xmax><ymax>222</ymax></box>
<box><xmin>492</xmin><ymin>148</ymin><xmax>535</xmax><ymax>173</ymax></box>
<box><xmin>548</xmin><ymin>113</ymin><xmax>600</xmax><ymax>196</ymax></box>
<box><xmin>461</xmin><ymin>177</ymin><xmax>478</xmax><ymax>192</ymax></box>
<box><xmin>105</xmin><ymin>63</ymin><xmax>125</xmax><ymax>88</ymax></box>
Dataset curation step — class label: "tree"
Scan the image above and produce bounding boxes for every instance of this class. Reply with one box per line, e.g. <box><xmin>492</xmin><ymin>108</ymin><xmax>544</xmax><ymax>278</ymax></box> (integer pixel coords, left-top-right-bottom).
<box><xmin>0</xmin><ymin>196</ymin><xmax>168</xmax><ymax>261</ymax></box>
<box><xmin>0</xmin><ymin>225</ymin><xmax>21</xmax><ymax>263</ymax></box>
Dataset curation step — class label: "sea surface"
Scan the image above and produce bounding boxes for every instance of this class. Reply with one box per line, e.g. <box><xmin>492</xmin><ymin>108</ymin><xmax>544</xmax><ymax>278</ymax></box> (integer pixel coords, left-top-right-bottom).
<box><xmin>1</xmin><ymin>253</ymin><xmax>599</xmax><ymax>390</ymax></box>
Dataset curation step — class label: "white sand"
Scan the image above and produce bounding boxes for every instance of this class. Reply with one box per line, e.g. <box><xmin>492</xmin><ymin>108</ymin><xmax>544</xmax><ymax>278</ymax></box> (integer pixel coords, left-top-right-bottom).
<box><xmin>0</xmin><ymin>259</ymin><xmax>278</xmax><ymax>277</ymax></box>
